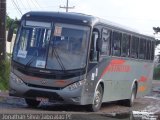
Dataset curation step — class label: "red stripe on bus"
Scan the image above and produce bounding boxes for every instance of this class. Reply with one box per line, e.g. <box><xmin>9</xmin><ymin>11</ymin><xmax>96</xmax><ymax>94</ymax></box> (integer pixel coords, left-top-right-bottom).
<box><xmin>110</xmin><ymin>59</ymin><xmax>126</xmax><ymax>65</ymax></box>
<box><xmin>100</xmin><ymin>64</ymin><xmax>112</xmax><ymax>79</ymax></box>
<box><xmin>100</xmin><ymin>59</ymin><xmax>127</xmax><ymax>79</ymax></box>
<box><xmin>138</xmin><ymin>76</ymin><xmax>148</xmax><ymax>82</ymax></box>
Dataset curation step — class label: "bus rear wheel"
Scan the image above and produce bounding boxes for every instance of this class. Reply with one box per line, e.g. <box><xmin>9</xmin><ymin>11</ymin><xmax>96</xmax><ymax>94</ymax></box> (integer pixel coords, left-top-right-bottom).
<box><xmin>125</xmin><ymin>84</ymin><xmax>137</xmax><ymax>107</ymax></box>
<box><xmin>25</xmin><ymin>98</ymin><xmax>40</xmax><ymax>108</ymax></box>
<box><xmin>88</xmin><ymin>85</ymin><xmax>103</xmax><ymax>112</ymax></box>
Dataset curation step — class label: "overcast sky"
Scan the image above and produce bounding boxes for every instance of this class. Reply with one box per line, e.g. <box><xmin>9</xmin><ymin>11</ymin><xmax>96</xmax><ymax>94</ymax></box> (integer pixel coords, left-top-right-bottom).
<box><xmin>7</xmin><ymin>0</ymin><xmax>160</xmax><ymax>36</ymax></box>
<box><xmin>7</xmin><ymin>0</ymin><xmax>160</xmax><ymax>54</ymax></box>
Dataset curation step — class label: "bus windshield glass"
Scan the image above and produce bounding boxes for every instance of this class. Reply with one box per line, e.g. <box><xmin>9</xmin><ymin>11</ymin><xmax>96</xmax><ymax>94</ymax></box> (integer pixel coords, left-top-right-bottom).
<box><xmin>13</xmin><ymin>21</ymin><xmax>90</xmax><ymax>70</ymax></box>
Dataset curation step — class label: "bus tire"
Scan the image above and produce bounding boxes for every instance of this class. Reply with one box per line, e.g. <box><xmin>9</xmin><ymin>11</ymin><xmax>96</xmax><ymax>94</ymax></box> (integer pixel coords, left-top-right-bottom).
<box><xmin>125</xmin><ymin>84</ymin><xmax>137</xmax><ymax>107</ymax></box>
<box><xmin>88</xmin><ymin>85</ymin><xmax>103</xmax><ymax>112</ymax></box>
<box><xmin>25</xmin><ymin>98</ymin><xmax>40</xmax><ymax>108</ymax></box>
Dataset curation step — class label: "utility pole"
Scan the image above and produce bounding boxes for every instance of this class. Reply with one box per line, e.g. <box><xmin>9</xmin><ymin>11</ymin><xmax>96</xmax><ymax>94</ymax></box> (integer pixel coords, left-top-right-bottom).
<box><xmin>60</xmin><ymin>0</ymin><xmax>75</xmax><ymax>12</ymax></box>
<box><xmin>0</xmin><ymin>0</ymin><xmax>6</xmax><ymax>62</ymax></box>
<box><xmin>153</xmin><ymin>27</ymin><xmax>160</xmax><ymax>63</ymax></box>
<box><xmin>153</xmin><ymin>27</ymin><xmax>160</xmax><ymax>45</ymax></box>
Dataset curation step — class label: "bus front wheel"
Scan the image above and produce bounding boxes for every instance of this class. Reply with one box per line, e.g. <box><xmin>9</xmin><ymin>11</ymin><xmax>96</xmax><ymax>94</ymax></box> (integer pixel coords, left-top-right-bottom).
<box><xmin>88</xmin><ymin>85</ymin><xmax>103</xmax><ymax>112</ymax></box>
<box><xmin>25</xmin><ymin>98</ymin><xmax>40</xmax><ymax>108</ymax></box>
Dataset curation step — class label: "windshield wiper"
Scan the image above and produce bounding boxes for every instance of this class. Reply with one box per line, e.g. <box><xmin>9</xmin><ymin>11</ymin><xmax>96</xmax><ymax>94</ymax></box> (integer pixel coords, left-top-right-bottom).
<box><xmin>25</xmin><ymin>49</ymin><xmax>39</xmax><ymax>69</ymax></box>
<box><xmin>51</xmin><ymin>46</ymin><xmax>66</xmax><ymax>72</ymax></box>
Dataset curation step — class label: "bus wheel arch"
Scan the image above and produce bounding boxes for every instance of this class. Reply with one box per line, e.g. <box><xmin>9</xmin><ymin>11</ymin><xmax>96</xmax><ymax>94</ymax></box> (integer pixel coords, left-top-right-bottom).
<box><xmin>25</xmin><ymin>98</ymin><xmax>40</xmax><ymax>108</ymax></box>
<box><xmin>100</xmin><ymin>82</ymin><xmax>104</xmax><ymax>96</ymax></box>
<box><xmin>131</xmin><ymin>80</ymin><xmax>138</xmax><ymax>98</ymax></box>
<box><xmin>125</xmin><ymin>80</ymin><xmax>138</xmax><ymax>107</ymax></box>
<box><xmin>87</xmin><ymin>81</ymin><xmax>104</xmax><ymax>112</ymax></box>
<box><xmin>134</xmin><ymin>81</ymin><xmax>138</xmax><ymax>97</ymax></box>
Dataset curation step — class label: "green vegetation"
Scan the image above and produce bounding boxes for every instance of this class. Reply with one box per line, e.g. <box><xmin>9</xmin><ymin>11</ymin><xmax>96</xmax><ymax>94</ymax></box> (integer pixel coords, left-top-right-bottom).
<box><xmin>0</xmin><ymin>14</ymin><xmax>17</xmax><ymax>90</ymax></box>
<box><xmin>6</xmin><ymin>15</ymin><xmax>13</xmax><ymax>31</ymax></box>
<box><xmin>6</xmin><ymin>14</ymin><xmax>18</xmax><ymax>33</ymax></box>
<box><xmin>0</xmin><ymin>58</ymin><xmax>11</xmax><ymax>90</ymax></box>
<box><xmin>153</xmin><ymin>67</ymin><xmax>160</xmax><ymax>80</ymax></box>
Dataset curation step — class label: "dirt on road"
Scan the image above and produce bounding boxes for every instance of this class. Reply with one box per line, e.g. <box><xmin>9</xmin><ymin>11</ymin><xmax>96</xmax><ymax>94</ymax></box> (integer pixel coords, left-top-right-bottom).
<box><xmin>0</xmin><ymin>80</ymin><xmax>160</xmax><ymax>120</ymax></box>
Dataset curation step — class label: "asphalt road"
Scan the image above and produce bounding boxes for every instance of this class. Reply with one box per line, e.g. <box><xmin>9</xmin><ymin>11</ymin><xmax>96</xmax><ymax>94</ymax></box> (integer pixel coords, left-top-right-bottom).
<box><xmin>0</xmin><ymin>80</ymin><xmax>160</xmax><ymax>120</ymax></box>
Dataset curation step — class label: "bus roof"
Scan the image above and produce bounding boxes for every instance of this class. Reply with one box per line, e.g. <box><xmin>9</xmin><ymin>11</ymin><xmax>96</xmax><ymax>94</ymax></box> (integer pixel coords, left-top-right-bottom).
<box><xmin>23</xmin><ymin>11</ymin><xmax>96</xmax><ymax>24</ymax></box>
<box><xmin>23</xmin><ymin>11</ymin><xmax>154</xmax><ymax>39</ymax></box>
<box><xmin>24</xmin><ymin>11</ymin><xmax>95</xmax><ymax>19</ymax></box>
<box><xmin>99</xmin><ymin>19</ymin><xmax>154</xmax><ymax>39</ymax></box>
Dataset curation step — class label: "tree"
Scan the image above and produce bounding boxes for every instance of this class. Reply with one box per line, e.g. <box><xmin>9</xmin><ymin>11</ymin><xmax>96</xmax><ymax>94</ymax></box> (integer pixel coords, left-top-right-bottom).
<box><xmin>6</xmin><ymin>14</ymin><xmax>13</xmax><ymax>30</ymax></box>
<box><xmin>6</xmin><ymin>14</ymin><xmax>18</xmax><ymax>33</ymax></box>
<box><xmin>153</xmin><ymin>27</ymin><xmax>160</xmax><ymax>63</ymax></box>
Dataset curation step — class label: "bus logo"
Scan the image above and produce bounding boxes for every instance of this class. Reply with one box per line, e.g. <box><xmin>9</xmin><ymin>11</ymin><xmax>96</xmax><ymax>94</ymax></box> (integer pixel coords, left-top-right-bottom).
<box><xmin>41</xmin><ymin>80</ymin><xmax>47</xmax><ymax>85</ymax></box>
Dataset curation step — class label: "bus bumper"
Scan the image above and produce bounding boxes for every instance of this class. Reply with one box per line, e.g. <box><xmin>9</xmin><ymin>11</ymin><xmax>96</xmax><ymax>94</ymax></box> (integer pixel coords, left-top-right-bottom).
<box><xmin>9</xmin><ymin>73</ymin><xmax>92</xmax><ymax>105</ymax></box>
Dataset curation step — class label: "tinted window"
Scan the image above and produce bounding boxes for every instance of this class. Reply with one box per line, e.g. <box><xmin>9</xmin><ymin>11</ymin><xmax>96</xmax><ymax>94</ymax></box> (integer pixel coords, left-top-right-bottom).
<box><xmin>121</xmin><ymin>34</ymin><xmax>130</xmax><ymax>57</ymax></box>
<box><xmin>146</xmin><ymin>40</ymin><xmax>151</xmax><ymax>60</ymax></box>
<box><xmin>90</xmin><ymin>31</ymin><xmax>99</xmax><ymax>61</ymax></box>
<box><xmin>151</xmin><ymin>41</ymin><xmax>155</xmax><ymax>60</ymax></box>
<box><xmin>47</xmin><ymin>24</ymin><xmax>90</xmax><ymax>70</ymax></box>
<box><xmin>101</xmin><ymin>28</ymin><xmax>111</xmax><ymax>55</ymax></box>
<box><xmin>139</xmin><ymin>38</ymin><xmax>146</xmax><ymax>59</ymax></box>
<box><xmin>130</xmin><ymin>36</ymin><xmax>139</xmax><ymax>58</ymax></box>
<box><xmin>13</xmin><ymin>27</ymin><xmax>51</xmax><ymax>67</ymax></box>
<box><xmin>112</xmin><ymin>31</ymin><xmax>122</xmax><ymax>56</ymax></box>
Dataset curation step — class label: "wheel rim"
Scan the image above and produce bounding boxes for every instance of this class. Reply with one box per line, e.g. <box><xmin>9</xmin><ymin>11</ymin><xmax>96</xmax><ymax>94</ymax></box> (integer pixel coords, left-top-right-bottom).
<box><xmin>94</xmin><ymin>89</ymin><xmax>101</xmax><ymax>108</ymax></box>
<box><xmin>131</xmin><ymin>88</ymin><xmax>135</xmax><ymax>103</ymax></box>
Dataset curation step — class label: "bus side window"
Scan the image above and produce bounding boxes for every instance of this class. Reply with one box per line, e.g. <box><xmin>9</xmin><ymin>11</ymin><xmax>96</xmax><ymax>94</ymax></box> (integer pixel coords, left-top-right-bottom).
<box><xmin>130</xmin><ymin>36</ymin><xmax>139</xmax><ymax>58</ymax></box>
<box><xmin>151</xmin><ymin>41</ymin><xmax>155</xmax><ymax>60</ymax></box>
<box><xmin>90</xmin><ymin>32</ymin><xmax>99</xmax><ymax>62</ymax></box>
<box><xmin>139</xmin><ymin>38</ymin><xmax>146</xmax><ymax>59</ymax></box>
<box><xmin>146</xmin><ymin>40</ymin><xmax>151</xmax><ymax>60</ymax></box>
<box><xmin>121</xmin><ymin>34</ymin><xmax>130</xmax><ymax>57</ymax></box>
<box><xmin>112</xmin><ymin>31</ymin><xmax>122</xmax><ymax>56</ymax></box>
<box><xmin>101</xmin><ymin>28</ymin><xmax>111</xmax><ymax>55</ymax></box>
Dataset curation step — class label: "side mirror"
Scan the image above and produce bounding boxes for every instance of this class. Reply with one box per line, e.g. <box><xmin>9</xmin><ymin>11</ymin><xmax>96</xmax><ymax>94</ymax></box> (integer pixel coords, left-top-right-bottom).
<box><xmin>7</xmin><ymin>20</ymin><xmax>20</xmax><ymax>42</ymax></box>
<box><xmin>7</xmin><ymin>21</ymin><xmax>14</xmax><ymax>42</ymax></box>
<box><xmin>96</xmin><ymin>38</ymin><xmax>102</xmax><ymax>52</ymax></box>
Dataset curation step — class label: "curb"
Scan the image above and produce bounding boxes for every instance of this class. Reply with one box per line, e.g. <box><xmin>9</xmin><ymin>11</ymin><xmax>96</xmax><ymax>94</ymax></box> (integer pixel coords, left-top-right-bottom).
<box><xmin>152</xmin><ymin>88</ymin><xmax>160</xmax><ymax>93</ymax></box>
<box><xmin>0</xmin><ymin>90</ymin><xmax>25</xmax><ymax>105</ymax></box>
<box><xmin>0</xmin><ymin>90</ymin><xmax>9</xmax><ymax>98</ymax></box>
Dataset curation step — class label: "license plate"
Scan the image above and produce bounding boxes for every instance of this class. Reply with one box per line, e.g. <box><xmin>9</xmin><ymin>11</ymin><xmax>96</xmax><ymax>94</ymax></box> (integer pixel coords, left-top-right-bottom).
<box><xmin>36</xmin><ymin>97</ymin><xmax>49</xmax><ymax>102</ymax></box>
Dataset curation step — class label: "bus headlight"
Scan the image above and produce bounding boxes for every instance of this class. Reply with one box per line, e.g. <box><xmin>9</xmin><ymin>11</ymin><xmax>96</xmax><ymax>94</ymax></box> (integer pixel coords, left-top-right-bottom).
<box><xmin>10</xmin><ymin>72</ymin><xmax>24</xmax><ymax>85</ymax></box>
<box><xmin>66</xmin><ymin>80</ymin><xmax>86</xmax><ymax>91</ymax></box>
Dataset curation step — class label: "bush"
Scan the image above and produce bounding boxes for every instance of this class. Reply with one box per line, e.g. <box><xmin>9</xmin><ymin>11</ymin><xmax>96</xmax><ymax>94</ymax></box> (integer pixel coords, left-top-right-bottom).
<box><xmin>0</xmin><ymin>59</ymin><xmax>11</xmax><ymax>90</ymax></box>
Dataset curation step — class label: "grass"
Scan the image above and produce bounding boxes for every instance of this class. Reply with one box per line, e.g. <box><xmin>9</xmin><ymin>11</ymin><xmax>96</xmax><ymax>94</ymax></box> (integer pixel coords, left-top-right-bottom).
<box><xmin>0</xmin><ymin>58</ymin><xmax>11</xmax><ymax>90</ymax></box>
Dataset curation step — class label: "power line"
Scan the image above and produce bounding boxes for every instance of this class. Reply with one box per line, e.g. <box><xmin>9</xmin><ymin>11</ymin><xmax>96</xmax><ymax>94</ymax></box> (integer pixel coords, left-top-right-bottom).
<box><xmin>30</xmin><ymin>0</ymin><xmax>39</xmax><ymax>9</ymax></box>
<box><xmin>7</xmin><ymin>5</ymin><xmax>59</xmax><ymax>10</ymax></box>
<box><xmin>18</xmin><ymin>0</ymin><xmax>27</xmax><ymax>11</ymax></box>
<box><xmin>11</xmin><ymin>0</ymin><xmax>21</xmax><ymax>16</ymax></box>
<box><xmin>15</xmin><ymin>0</ymin><xmax>23</xmax><ymax>14</ymax></box>
<box><xmin>25</xmin><ymin>0</ymin><xmax>31</xmax><ymax>10</ymax></box>
<box><xmin>15</xmin><ymin>0</ymin><xmax>22</xmax><ymax>10</ymax></box>
<box><xmin>34</xmin><ymin>0</ymin><xmax>41</xmax><ymax>8</ymax></box>
<box><xmin>60</xmin><ymin>0</ymin><xmax>75</xmax><ymax>12</ymax></box>
<box><xmin>11</xmin><ymin>0</ymin><xmax>22</xmax><ymax>15</ymax></box>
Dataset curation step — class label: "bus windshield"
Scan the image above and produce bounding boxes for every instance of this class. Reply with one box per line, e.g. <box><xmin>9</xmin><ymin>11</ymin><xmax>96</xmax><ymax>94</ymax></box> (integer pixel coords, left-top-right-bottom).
<box><xmin>13</xmin><ymin>22</ymin><xmax>90</xmax><ymax>71</ymax></box>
